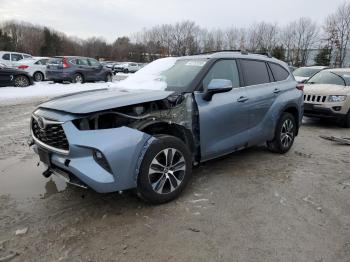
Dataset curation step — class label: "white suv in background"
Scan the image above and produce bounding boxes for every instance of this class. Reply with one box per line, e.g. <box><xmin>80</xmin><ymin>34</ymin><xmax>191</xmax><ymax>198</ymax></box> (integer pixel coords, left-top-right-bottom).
<box><xmin>0</xmin><ymin>51</ymin><xmax>33</xmax><ymax>67</ymax></box>
<box><xmin>16</xmin><ymin>57</ymin><xmax>50</xmax><ymax>82</ymax></box>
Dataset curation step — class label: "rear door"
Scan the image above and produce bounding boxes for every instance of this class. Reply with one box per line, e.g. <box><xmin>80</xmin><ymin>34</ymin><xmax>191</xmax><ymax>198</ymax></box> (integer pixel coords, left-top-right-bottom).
<box><xmin>238</xmin><ymin>59</ymin><xmax>277</xmax><ymax>143</ymax></box>
<box><xmin>0</xmin><ymin>68</ymin><xmax>14</xmax><ymax>86</ymax></box>
<box><xmin>195</xmin><ymin>59</ymin><xmax>251</xmax><ymax>161</ymax></box>
<box><xmin>10</xmin><ymin>53</ymin><xmax>24</xmax><ymax>67</ymax></box>
<box><xmin>88</xmin><ymin>58</ymin><xmax>104</xmax><ymax>80</ymax></box>
<box><xmin>76</xmin><ymin>58</ymin><xmax>94</xmax><ymax>80</ymax></box>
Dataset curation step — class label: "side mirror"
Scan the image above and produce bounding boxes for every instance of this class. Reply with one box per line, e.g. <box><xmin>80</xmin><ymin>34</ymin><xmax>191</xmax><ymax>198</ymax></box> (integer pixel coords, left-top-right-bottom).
<box><xmin>203</xmin><ymin>79</ymin><xmax>233</xmax><ymax>101</ymax></box>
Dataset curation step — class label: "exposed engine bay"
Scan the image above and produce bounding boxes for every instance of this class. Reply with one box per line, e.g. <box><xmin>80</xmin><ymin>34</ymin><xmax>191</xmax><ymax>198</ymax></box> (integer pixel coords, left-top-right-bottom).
<box><xmin>72</xmin><ymin>93</ymin><xmax>200</xmax><ymax>160</ymax></box>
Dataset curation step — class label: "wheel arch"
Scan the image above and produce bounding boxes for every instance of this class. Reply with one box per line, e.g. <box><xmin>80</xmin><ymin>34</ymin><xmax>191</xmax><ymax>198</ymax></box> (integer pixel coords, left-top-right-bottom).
<box><xmin>280</xmin><ymin>104</ymin><xmax>300</xmax><ymax>135</ymax></box>
<box><xmin>138</xmin><ymin>121</ymin><xmax>197</xmax><ymax>162</ymax></box>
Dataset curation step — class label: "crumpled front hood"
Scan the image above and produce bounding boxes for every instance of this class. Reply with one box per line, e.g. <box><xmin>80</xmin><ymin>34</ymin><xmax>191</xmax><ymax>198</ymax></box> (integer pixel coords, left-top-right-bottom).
<box><xmin>39</xmin><ymin>88</ymin><xmax>174</xmax><ymax>114</ymax></box>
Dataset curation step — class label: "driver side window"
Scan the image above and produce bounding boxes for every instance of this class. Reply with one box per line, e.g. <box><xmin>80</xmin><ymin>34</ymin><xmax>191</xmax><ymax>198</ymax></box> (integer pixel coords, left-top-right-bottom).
<box><xmin>203</xmin><ymin>60</ymin><xmax>240</xmax><ymax>89</ymax></box>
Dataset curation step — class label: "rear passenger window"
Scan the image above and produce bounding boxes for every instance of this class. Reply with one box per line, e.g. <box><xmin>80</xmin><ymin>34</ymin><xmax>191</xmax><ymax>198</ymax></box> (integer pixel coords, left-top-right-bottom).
<box><xmin>240</xmin><ymin>60</ymin><xmax>270</xmax><ymax>86</ymax></box>
<box><xmin>269</xmin><ymin>63</ymin><xmax>289</xmax><ymax>81</ymax></box>
<box><xmin>77</xmin><ymin>59</ymin><xmax>89</xmax><ymax>65</ymax></box>
<box><xmin>2</xmin><ymin>54</ymin><xmax>10</xmax><ymax>60</ymax></box>
<box><xmin>203</xmin><ymin>60</ymin><xmax>240</xmax><ymax>89</ymax></box>
<box><xmin>11</xmin><ymin>54</ymin><xmax>23</xmax><ymax>61</ymax></box>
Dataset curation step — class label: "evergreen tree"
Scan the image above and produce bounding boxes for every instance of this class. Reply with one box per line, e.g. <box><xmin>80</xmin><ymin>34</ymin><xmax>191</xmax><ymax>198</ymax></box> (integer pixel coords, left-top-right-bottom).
<box><xmin>314</xmin><ymin>47</ymin><xmax>331</xmax><ymax>66</ymax></box>
<box><xmin>272</xmin><ymin>45</ymin><xmax>286</xmax><ymax>61</ymax></box>
<box><xmin>0</xmin><ymin>29</ymin><xmax>14</xmax><ymax>50</ymax></box>
<box><xmin>40</xmin><ymin>27</ymin><xmax>62</xmax><ymax>56</ymax></box>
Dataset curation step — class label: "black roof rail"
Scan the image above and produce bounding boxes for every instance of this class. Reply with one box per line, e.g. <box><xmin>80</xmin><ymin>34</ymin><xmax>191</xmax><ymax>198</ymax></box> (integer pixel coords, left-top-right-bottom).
<box><xmin>194</xmin><ymin>50</ymin><xmax>273</xmax><ymax>58</ymax></box>
<box><xmin>195</xmin><ymin>49</ymin><xmax>244</xmax><ymax>55</ymax></box>
<box><xmin>251</xmin><ymin>51</ymin><xmax>273</xmax><ymax>58</ymax></box>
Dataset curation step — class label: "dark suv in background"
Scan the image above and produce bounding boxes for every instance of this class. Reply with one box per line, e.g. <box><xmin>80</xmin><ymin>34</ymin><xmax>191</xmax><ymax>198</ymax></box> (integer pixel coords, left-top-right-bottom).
<box><xmin>46</xmin><ymin>56</ymin><xmax>113</xmax><ymax>83</ymax></box>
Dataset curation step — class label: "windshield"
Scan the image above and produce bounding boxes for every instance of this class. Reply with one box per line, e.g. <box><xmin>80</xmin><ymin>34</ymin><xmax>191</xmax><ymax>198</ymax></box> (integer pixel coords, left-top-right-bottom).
<box><xmin>307</xmin><ymin>71</ymin><xmax>347</xmax><ymax>86</ymax></box>
<box><xmin>293</xmin><ymin>67</ymin><xmax>322</xmax><ymax>77</ymax></box>
<box><xmin>112</xmin><ymin>57</ymin><xmax>207</xmax><ymax>92</ymax></box>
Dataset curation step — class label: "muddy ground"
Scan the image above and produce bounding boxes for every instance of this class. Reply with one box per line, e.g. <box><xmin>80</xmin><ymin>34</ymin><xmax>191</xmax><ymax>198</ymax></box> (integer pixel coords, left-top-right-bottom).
<box><xmin>0</xmin><ymin>99</ymin><xmax>349</xmax><ymax>262</ymax></box>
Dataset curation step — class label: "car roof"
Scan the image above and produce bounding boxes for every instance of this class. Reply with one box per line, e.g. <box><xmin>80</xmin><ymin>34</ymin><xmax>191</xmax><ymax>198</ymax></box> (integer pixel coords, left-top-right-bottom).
<box><xmin>0</xmin><ymin>51</ymin><xmax>31</xmax><ymax>55</ymax></box>
<box><xmin>324</xmin><ymin>68</ymin><xmax>350</xmax><ymax>74</ymax></box>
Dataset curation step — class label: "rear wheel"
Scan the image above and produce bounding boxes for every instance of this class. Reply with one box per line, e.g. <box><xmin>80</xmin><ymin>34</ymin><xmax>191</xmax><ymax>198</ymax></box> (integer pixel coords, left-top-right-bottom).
<box><xmin>14</xmin><ymin>75</ymin><xmax>30</xmax><ymax>87</ymax></box>
<box><xmin>72</xmin><ymin>73</ymin><xmax>83</xmax><ymax>83</ymax></box>
<box><xmin>137</xmin><ymin>135</ymin><xmax>192</xmax><ymax>204</ymax></box>
<box><xmin>123</xmin><ymin>69</ymin><xmax>129</xmax><ymax>73</ymax></box>
<box><xmin>33</xmin><ymin>72</ymin><xmax>44</xmax><ymax>82</ymax></box>
<box><xmin>267</xmin><ymin>112</ymin><xmax>296</xmax><ymax>154</ymax></box>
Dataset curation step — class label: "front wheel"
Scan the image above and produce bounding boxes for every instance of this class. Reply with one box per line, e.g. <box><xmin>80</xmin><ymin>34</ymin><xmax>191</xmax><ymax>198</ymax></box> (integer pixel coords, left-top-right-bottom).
<box><xmin>137</xmin><ymin>135</ymin><xmax>192</xmax><ymax>204</ymax></box>
<box><xmin>14</xmin><ymin>75</ymin><xmax>30</xmax><ymax>87</ymax></box>
<box><xmin>33</xmin><ymin>72</ymin><xmax>44</xmax><ymax>82</ymax></box>
<box><xmin>339</xmin><ymin>110</ymin><xmax>350</xmax><ymax>128</ymax></box>
<box><xmin>267</xmin><ymin>112</ymin><xmax>296</xmax><ymax>154</ymax></box>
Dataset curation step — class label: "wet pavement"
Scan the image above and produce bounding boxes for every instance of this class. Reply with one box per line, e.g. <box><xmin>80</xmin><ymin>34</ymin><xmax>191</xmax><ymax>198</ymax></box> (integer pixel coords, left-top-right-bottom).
<box><xmin>0</xmin><ymin>99</ymin><xmax>349</xmax><ymax>262</ymax></box>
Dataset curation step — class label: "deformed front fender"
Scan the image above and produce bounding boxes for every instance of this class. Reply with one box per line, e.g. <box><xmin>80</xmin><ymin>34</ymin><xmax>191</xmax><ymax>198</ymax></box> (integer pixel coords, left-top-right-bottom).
<box><xmin>55</xmin><ymin>121</ymin><xmax>154</xmax><ymax>192</ymax></box>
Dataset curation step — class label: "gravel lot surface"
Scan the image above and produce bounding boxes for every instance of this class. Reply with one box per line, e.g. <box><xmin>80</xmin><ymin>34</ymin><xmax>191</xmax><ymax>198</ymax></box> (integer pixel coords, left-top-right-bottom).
<box><xmin>0</xmin><ymin>97</ymin><xmax>349</xmax><ymax>262</ymax></box>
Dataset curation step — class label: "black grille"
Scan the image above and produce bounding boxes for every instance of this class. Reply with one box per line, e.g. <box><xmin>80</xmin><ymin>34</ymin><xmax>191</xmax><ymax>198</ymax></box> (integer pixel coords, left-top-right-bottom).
<box><xmin>32</xmin><ymin>117</ymin><xmax>69</xmax><ymax>151</ymax></box>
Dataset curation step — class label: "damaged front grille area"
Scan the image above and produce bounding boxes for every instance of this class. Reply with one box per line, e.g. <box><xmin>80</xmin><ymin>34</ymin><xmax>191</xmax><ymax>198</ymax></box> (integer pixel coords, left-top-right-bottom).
<box><xmin>31</xmin><ymin>116</ymin><xmax>69</xmax><ymax>153</ymax></box>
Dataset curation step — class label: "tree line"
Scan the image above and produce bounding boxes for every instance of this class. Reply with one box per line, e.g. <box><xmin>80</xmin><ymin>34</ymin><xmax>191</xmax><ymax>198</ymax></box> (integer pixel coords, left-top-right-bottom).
<box><xmin>0</xmin><ymin>2</ymin><xmax>349</xmax><ymax>67</ymax></box>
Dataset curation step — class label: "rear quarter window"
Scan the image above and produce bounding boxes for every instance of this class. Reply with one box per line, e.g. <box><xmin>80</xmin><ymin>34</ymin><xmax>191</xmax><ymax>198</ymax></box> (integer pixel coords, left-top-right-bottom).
<box><xmin>240</xmin><ymin>59</ymin><xmax>270</xmax><ymax>86</ymax></box>
<box><xmin>2</xmin><ymin>54</ymin><xmax>10</xmax><ymax>60</ymax></box>
<box><xmin>269</xmin><ymin>63</ymin><xmax>290</xmax><ymax>81</ymax></box>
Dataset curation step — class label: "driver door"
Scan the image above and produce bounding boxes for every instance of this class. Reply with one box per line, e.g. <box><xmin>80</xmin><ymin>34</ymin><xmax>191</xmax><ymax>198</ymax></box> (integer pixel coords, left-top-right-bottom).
<box><xmin>194</xmin><ymin>59</ymin><xmax>251</xmax><ymax>161</ymax></box>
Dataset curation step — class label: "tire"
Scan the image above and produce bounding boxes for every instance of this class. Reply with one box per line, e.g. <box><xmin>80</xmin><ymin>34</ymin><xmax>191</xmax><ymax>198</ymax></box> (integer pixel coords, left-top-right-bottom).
<box><xmin>340</xmin><ymin>110</ymin><xmax>350</xmax><ymax>128</ymax></box>
<box><xmin>267</xmin><ymin>112</ymin><xmax>297</xmax><ymax>154</ymax></box>
<box><xmin>123</xmin><ymin>69</ymin><xmax>129</xmax><ymax>74</ymax></box>
<box><xmin>137</xmin><ymin>135</ymin><xmax>192</xmax><ymax>204</ymax></box>
<box><xmin>33</xmin><ymin>72</ymin><xmax>44</xmax><ymax>82</ymax></box>
<box><xmin>105</xmin><ymin>73</ymin><xmax>113</xmax><ymax>82</ymax></box>
<box><xmin>14</xmin><ymin>75</ymin><xmax>30</xmax><ymax>87</ymax></box>
<box><xmin>72</xmin><ymin>73</ymin><xmax>84</xmax><ymax>83</ymax></box>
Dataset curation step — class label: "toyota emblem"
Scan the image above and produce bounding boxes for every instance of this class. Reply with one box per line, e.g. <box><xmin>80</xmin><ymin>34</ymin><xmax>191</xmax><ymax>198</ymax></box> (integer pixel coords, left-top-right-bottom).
<box><xmin>37</xmin><ymin>117</ymin><xmax>46</xmax><ymax>129</ymax></box>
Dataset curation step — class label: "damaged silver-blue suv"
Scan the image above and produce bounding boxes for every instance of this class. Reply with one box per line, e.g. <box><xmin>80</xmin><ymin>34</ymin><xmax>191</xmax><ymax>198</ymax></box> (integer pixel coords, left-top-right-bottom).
<box><xmin>30</xmin><ymin>51</ymin><xmax>304</xmax><ymax>204</ymax></box>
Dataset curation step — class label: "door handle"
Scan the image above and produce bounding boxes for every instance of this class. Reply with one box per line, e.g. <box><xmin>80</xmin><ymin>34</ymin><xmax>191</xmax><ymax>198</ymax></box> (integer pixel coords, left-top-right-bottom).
<box><xmin>237</xmin><ymin>96</ymin><xmax>249</xmax><ymax>103</ymax></box>
<box><xmin>273</xmin><ymin>88</ymin><xmax>281</xmax><ymax>94</ymax></box>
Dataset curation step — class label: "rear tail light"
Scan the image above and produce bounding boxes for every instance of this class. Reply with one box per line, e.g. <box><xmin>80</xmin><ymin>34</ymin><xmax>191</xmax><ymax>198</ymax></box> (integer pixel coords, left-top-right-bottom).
<box><xmin>62</xmin><ymin>58</ymin><xmax>70</xmax><ymax>68</ymax></box>
<box><xmin>18</xmin><ymin>65</ymin><xmax>29</xmax><ymax>70</ymax></box>
<box><xmin>296</xmin><ymin>83</ymin><xmax>304</xmax><ymax>91</ymax></box>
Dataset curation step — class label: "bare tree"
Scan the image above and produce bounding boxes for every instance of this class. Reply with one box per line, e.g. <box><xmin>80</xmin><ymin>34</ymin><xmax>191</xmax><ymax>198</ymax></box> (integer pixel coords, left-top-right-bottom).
<box><xmin>324</xmin><ymin>2</ymin><xmax>350</xmax><ymax>67</ymax></box>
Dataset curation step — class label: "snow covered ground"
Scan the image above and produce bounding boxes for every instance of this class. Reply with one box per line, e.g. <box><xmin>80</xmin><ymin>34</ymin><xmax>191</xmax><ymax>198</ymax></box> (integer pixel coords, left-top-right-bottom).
<box><xmin>0</xmin><ymin>74</ymin><xmax>129</xmax><ymax>104</ymax></box>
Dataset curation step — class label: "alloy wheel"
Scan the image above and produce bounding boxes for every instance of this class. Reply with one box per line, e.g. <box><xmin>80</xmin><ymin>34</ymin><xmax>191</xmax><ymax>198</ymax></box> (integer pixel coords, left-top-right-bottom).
<box><xmin>75</xmin><ymin>75</ymin><xmax>83</xmax><ymax>83</ymax></box>
<box><xmin>280</xmin><ymin>119</ymin><xmax>294</xmax><ymax>148</ymax></box>
<box><xmin>14</xmin><ymin>76</ymin><xmax>29</xmax><ymax>87</ymax></box>
<box><xmin>148</xmin><ymin>148</ymin><xmax>186</xmax><ymax>194</ymax></box>
<box><xmin>34</xmin><ymin>72</ymin><xmax>43</xmax><ymax>82</ymax></box>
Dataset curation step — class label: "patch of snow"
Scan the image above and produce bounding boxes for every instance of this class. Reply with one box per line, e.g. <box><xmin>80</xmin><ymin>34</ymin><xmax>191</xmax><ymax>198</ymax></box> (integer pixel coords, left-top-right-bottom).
<box><xmin>0</xmin><ymin>81</ymin><xmax>113</xmax><ymax>101</ymax></box>
<box><xmin>111</xmin><ymin>57</ymin><xmax>178</xmax><ymax>91</ymax></box>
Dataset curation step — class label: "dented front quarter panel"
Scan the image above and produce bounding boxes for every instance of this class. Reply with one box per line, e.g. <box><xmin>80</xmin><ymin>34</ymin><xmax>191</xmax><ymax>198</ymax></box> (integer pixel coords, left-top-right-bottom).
<box><xmin>32</xmin><ymin>92</ymin><xmax>198</xmax><ymax>193</ymax></box>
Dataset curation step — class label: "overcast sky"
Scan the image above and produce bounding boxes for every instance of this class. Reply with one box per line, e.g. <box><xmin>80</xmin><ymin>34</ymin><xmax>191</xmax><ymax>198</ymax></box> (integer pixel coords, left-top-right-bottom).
<box><xmin>0</xmin><ymin>0</ymin><xmax>346</xmax><ymax>42</ymax></box>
